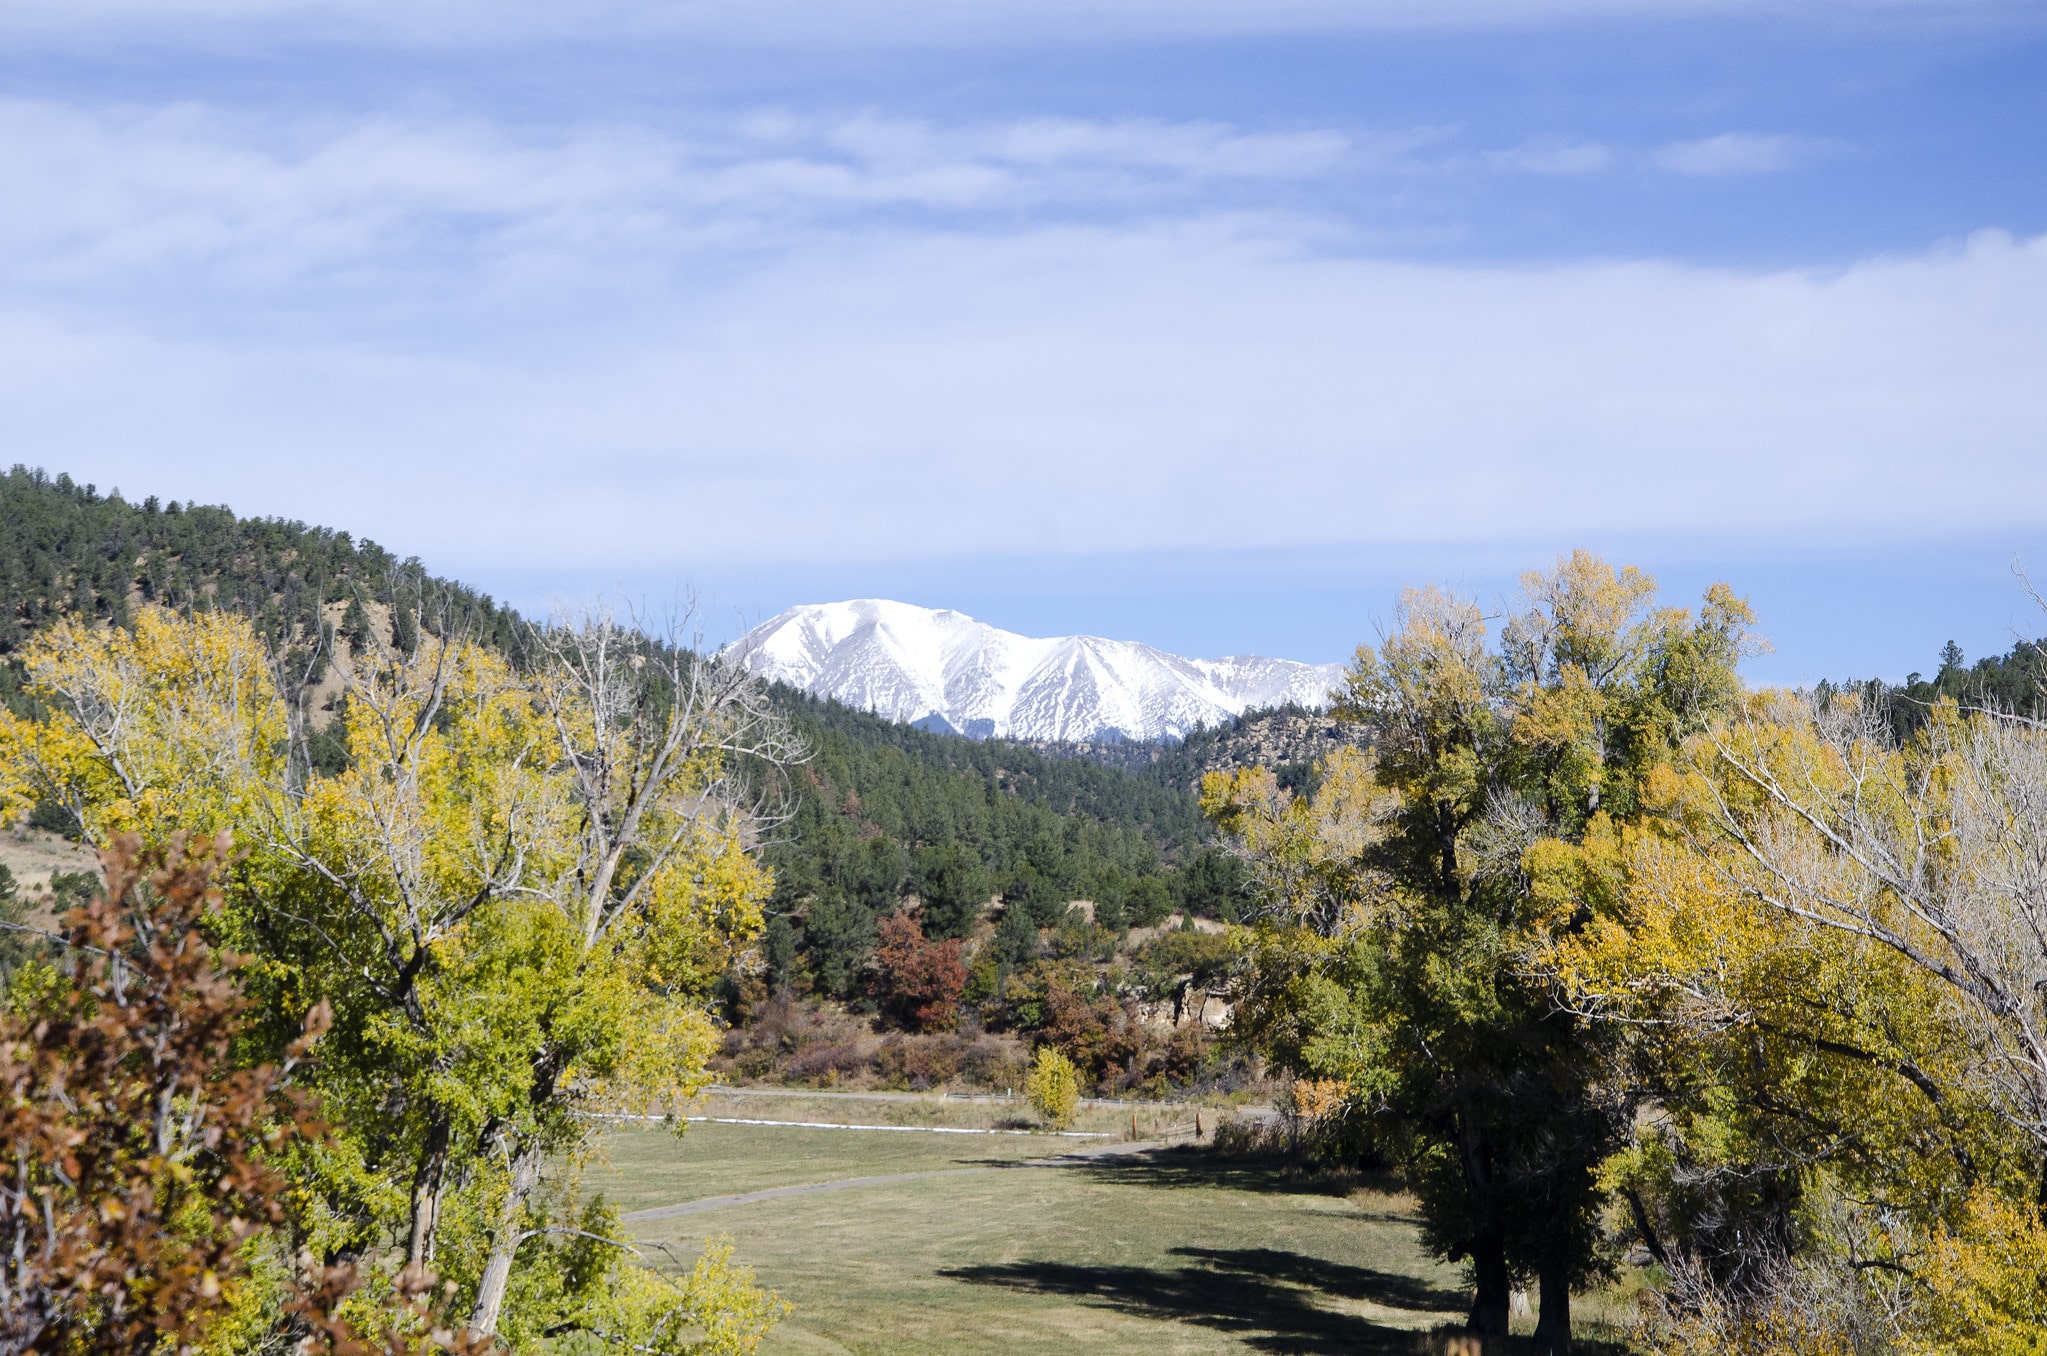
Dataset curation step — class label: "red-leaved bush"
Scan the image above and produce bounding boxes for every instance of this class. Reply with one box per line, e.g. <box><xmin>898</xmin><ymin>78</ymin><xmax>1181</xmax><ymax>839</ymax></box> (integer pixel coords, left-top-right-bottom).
<box><xmin>0</xmin><ymin>832</ymin><xmax>489</xmax><ymax>1356</ymax></box>
<box><xmin>872</xmin><ymin>913</ymin><xmax>966</xmax><ymax>1033</ymax></box>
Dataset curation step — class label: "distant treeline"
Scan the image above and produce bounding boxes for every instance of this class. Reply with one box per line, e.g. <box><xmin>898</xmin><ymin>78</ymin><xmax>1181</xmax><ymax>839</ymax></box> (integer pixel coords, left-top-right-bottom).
<box><xmin>1825</xmin><ymin>633</ymin><xmax>2047</xmax><ymax>736</ymax></box>
<box><xmin>0</xmin><ymin>464</ymin><xmax>522</xmax><ymax>660</ymax></box>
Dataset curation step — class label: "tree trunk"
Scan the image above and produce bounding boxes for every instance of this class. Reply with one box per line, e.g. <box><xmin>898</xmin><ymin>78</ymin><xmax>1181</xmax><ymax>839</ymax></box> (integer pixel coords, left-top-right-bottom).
<box><xmin>1436</xmin><ymin>800</ymin><xmax>1461</xmax><ymax>897</ymax></box>
<box><xmin>404</xmin><ymin>1115</ymin><xmax>451</xmax><ymax>1268</ymax></box>
<box><xmin>467</xmin><ymin>1138</ymin><xmax>542</xmax><ymax>1338</ymax></box>
<box><xmin>1533</xmin><ymin>1258</ymin><xmax>1572</xmax><ymax>1355</ymax></box>
<box><xmin>1454</xmin><ymin>1108</ymin><xmax>1508</xmax><ymax>1337</ymax></box>
<box><xmin>1467</xmin><ymin>1226</ymin><xmax>1511</xmax><ymax>1337</ymax></box>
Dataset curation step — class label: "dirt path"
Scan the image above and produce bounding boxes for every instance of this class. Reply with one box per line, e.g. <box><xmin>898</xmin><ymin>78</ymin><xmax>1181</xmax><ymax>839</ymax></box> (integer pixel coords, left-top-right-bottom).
<box><xmin>704</xmin><ymin>1084</ymin><xmax>1179</xmax><ymax>1110</ymax></box>
<box><xmin>620</xmin><ymin>1139</ymin><xmax>1169</xmax><ymax>1223</ymax></box>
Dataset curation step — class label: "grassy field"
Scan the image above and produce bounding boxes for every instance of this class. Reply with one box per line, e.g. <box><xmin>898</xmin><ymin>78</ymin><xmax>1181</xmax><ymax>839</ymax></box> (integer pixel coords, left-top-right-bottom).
<box><xmin>590</xmin><ymin>1117</ymin><xmax>1484</xmax><ymax>1355</ymax></box>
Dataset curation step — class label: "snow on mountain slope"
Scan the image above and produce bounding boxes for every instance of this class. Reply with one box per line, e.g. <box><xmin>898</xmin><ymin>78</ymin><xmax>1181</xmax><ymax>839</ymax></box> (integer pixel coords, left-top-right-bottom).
<box><xmin>727</xmin><ymin>599</ymin><xmax>1345</xmax><ymax>742</ymax></box>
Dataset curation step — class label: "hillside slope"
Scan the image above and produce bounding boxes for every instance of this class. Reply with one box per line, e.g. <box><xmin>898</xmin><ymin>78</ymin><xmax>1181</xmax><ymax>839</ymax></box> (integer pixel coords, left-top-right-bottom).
<box><xmin>0</xmin><ymin>466</ymin><xmax>1251</xmax><ymax>995</ymax></box>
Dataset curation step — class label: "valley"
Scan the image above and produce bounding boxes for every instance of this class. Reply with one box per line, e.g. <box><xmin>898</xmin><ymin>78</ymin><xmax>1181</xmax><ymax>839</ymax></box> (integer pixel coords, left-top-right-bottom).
<box><xmin>6</xmin><ymin>468</ymin><xmax>2045</xmax><ymax>1355</ymax></box>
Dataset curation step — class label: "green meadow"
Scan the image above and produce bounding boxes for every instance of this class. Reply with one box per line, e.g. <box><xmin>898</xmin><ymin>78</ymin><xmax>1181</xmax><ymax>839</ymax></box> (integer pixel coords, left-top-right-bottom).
<box><xmin>594</xmin><ymin>1117</ymin><xmax>1495</xmax><ymax>1355</ymax></box>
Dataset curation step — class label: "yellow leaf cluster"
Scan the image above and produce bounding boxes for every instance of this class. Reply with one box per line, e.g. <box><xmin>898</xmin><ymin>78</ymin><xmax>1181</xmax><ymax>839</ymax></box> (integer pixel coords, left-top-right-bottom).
<box><xmin>0</xmin><ymin>608</ymin><xmax>289</xmax><ymax>842</ymax></box>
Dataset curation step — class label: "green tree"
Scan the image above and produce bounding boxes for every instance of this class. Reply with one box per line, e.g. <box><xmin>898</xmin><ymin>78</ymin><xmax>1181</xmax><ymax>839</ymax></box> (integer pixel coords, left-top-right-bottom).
<box><xmin>912</xmin><ymin>843</ymin><xmax>987</xmax><ymax>940</ymax></box>
<box><xmin>1126</xmin><ymin>875</ymin><xmax>1172</xmax><ymax>927</ymax></box>
<box><xmin>990</xmin><ymin>901</ymin><xmax>1041</xmax><ymax>968</ymax></box>
<box><xmin>1175</xmin><ymin>845</ymin><xmax>1251</xmax><ymax>920</ymax></box>
<box><xmin>339</xmin><ymin>593</ymin><xmax>375</xmax><ymax>652</ymax></box>
<box><xmin>0</xmin><ymin>605</ymin><xmax>792</xmax><ymax>1352</ymax></box>
<box><xmin>1208</xmin><ymin>553</ymin><xmax>1752</xmax><ymax>1352</ymax></box>
<box><xmin>802</xmin><ymin>892</ymin><xmax>877</xmax><ymax>999</ymax></box>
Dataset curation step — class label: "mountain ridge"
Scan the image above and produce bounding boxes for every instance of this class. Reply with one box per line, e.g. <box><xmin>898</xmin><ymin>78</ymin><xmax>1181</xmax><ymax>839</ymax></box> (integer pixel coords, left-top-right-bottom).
<box><xmin>729</xmin><ymin>598</ymin><xmax>1345</xmax><ymax>743</ymax></box>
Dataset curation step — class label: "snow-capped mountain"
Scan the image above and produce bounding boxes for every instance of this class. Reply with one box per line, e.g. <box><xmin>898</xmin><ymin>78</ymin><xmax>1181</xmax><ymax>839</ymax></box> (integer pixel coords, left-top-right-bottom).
<box><xmin>727</xmin><ymin>599</ymin><xmax>1346</xmax><ymax>743</ymax></box>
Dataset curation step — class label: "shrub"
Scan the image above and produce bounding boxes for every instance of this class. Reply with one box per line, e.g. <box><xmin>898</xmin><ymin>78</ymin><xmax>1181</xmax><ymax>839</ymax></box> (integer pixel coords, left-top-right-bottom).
<box><xmin>0</xmin><ymin>833</ymin><xmax>486</xmax><ymax>1355</ymax></box>
<box><xmin>782</xmin><ymin>1038</ymin><xmax>871</xmax><ymax>1083</ymax></box>
<box><xmin>715</xmin><ymin>997</ymin><xmax>876</xmax><ymax>1085</ymax></box>
<box><xmin>874</xmin><ymin>1031</ymin><xmax>1029</xmax><ymax>1091</ymax></box>
<box><xmin>1210</xmin><ymin>1113</ymin><xmax>1287</xmax><ymax>1158</ymax></box>
<box><xmin>713</xmin><ymin>997</ymin><xmax>1028</xmax><ymax>1092</ymax></box>
<box><xmin>1026</xmin><ymin>1046</ymin><xmax>1081</xmax><ymax>1130</ymax></box>
<box><xmin>1009</xmin><ymin>963</ymin><xmax>1209</xmax><ymax>1095</ymax></box>
<box><xmin>875</xmin><ymin>1033</ymin><xmax>963</xmax><ymax>1088</ymax></box>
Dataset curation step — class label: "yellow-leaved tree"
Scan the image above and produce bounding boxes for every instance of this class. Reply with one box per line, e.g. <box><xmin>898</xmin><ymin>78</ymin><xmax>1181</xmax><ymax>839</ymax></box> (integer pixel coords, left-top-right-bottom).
<box><xmin>1546</xmin><ymin>682</ymin><xmax>2047</xmax><ymax>1351</ymax></box>
<box><xmin>0</xmin><ymin>601</ymin><xmax>798</xmax><ymax>1354</ymax></box>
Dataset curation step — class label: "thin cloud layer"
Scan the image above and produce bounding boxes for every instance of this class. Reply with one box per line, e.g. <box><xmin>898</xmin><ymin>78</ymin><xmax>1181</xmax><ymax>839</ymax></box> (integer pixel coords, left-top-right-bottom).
<box><xmin>2</xmin><ymin>0</ymin><xmax>2022</xmax><ymax>47</ymax></box>
<box><xmin>1654</xmin><ymin>133</ymin><xmax>1804</xmax><ymax>175</ymax></box>
<box><xmin>0</xmin><ymin>99</ymin><xmax>1834</xmax><ymax>326</ymax></box>
<box><xmin>0</xmin><ymin>101</ymin><xmax>1370</xmax><ymax>304</ymax></box>
<box><xmin>1</xmin><ymin>41</ymin><xmax>2038</xmax><ymax>600</ymax></box>
<box><xmin>4</xmin><ymin>223</ymin><xmax>2040</xmax><ymax>574</ymax></box>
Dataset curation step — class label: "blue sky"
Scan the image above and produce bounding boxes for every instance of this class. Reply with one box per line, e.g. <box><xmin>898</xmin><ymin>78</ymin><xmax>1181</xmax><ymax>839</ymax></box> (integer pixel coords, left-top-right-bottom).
<box><xmin>2</xmin><ymin>1</ymin><xmax>2044</xmax><ymax>683</ymax></box>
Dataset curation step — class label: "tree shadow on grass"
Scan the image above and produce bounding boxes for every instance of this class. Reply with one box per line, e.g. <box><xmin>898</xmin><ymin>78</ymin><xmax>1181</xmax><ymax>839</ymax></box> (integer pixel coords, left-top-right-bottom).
<box><xmin>1173</xmin><ymin>1247</ymin><xmax>1465</xmax><ymax>1315</ymax></box>
<box><xmin>943</xmin><ymin>1244</ymin><xmax>1466</xmax><ymax>1354</ymax></box>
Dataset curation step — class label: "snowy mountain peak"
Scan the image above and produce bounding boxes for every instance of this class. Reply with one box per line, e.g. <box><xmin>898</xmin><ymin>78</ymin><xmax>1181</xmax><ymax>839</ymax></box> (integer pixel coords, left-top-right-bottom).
<box><xmin>727</xmin><ymin>599</ymin><xmax>1345</xmax><ymax>743</ymax></box>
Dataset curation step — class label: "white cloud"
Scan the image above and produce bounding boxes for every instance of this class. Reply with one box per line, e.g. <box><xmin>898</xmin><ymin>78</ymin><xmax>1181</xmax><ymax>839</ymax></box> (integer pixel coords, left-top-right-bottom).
<box><xmin>3</xmin><ymin>225</ymin><xmax>2041</xmax><ymax>576</ymax></box>
<box><xmin>2</xmin><ymin>97</ymin><xmax>2039</xmax><ymax>581</ymax></box>
<box><xmin>1487</xmin><ymin>140</ymin><xmax>1614</xmax><ymax>175</ymax></box>
<box><xmin>0</xmin><ymin>101</ymin><xmax>1360</xmax><ymax>295</ymax></box>
<box><xmin>1653</xmin><ymin>132</ymin><xmax>1802</xmax><ymax>175</ymax></box>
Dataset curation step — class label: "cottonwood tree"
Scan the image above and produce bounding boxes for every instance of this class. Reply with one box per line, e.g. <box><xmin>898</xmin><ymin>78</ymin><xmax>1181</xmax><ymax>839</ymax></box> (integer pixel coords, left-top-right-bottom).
<box><xmin>1207</xmin><ymin>554</ymin><xmax>1752</xmax><ymax>1352</ymax></box>
<box><xmin>462</xmin><ymin>607</ymin><xmax>799</xmax><ymax>1338</ymax></box>
<box><xmin>0</xmin><ymin>602</ymin><xmax>793</xmax><ymax>1353</ymax></box>
<box><xmin>1548</xmin><ymin>670</ymin><xmax>2047</xmax><ymax>1352</ymax></box>
<box><xmin>1707</xmin><ymin>695</ymin><xmax>2047</xmax><ymax>1154</ymax></box>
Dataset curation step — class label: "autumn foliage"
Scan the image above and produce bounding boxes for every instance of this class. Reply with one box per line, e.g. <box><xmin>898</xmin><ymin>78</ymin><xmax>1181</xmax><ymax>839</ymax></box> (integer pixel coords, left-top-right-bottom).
<box><xmin>0</xmin><ymin>833</ymin><xmax>309</xmax><ymax>1352</ymax></box>
<box><xmin>1024</xmin><ymin>1046</ymin><xmax>1080</xmax><ymax>1130</ymax></box>
<box><xmin>872</xmin><ymin>912</ymin><xmax>966</xmax><ymax>1032</ymax></box>
<box><xmin>0</xmin><ymin>604</ymin><xmax>788</xmax><ymax>1351</ymax></box>
<box><xmin>0</xmin><ymin>832</ymin><xmax>487</xmax><ymax>1356</ymax></box>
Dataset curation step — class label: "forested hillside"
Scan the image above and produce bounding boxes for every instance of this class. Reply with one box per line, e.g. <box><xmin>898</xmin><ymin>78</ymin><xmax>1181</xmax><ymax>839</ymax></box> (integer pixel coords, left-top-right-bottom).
<box><xmin>1023</xmin><ymin>702</ymin><xmax>1353</xmax><ymax>794</ymax></box>
<box><xmin>0</xmin><ymin>466</ymin><xmax>1244</xmax><ymax>993</ymax></box>
<box><xmin>757</xmin><ymin>688</ymin><xmax>1261</xmax><ymax>1004</ymax></box>
<box><xmin>0</xmin><ymin>465</ymin><xmax>521</xmax><ymax>657</ymax></box>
